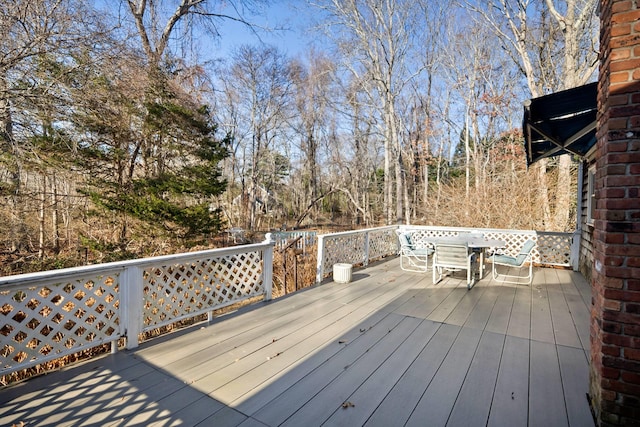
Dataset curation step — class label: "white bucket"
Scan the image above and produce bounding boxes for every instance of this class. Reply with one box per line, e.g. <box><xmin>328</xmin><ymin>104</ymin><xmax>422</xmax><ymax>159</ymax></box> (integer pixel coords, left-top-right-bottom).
<box><xmin>333</xmin><ymin>263</ymin><xmax>353</xmax><ymax>283</ymax></box>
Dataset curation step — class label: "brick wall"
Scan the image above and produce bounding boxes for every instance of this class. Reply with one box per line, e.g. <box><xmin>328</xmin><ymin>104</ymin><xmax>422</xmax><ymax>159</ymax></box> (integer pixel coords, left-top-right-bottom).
<box><xmin>590</xmin><ymin>0</ymin><xmax>640</xmax><ymax>425</ymax></box>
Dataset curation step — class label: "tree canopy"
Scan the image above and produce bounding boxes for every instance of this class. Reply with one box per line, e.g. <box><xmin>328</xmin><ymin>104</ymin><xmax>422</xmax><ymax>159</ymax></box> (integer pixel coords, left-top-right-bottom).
<box><xmin>0</xmin><ymin>0</ymin><xmax>598</xmax><ymax>273</ymax></box>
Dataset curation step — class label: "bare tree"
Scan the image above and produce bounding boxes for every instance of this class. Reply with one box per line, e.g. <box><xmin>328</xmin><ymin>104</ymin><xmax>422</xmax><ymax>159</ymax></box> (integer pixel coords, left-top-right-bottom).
<box><xmin>289</xmin><ymin>51</ymin><xmax>337</xmax><ymax>227</ymax></box>
<box><xmin>311</xmin><ymin>0</ymin><xmax>443</xmax><ymax>225</ymax></box>
<box><xmin>467</xmin><ymin>0</ymin><xmax>599</xmax><ymax>231</ymax></box>
<box><xmin>217</xmin><ymin>45</ymin><xmax>294</xmax><ymax>230</ymax></box>
<box><xmin>0</xmin><ymin>0</ymin><xmax>97</xmax><ymax>253</ymax></box>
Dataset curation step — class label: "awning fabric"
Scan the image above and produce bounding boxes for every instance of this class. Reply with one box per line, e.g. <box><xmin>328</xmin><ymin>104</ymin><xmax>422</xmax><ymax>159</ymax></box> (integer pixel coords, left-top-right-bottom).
<box><xmin>523</xmin><ymin>82</ymin><xmax>597</xmax><ymax>165</ymax></box>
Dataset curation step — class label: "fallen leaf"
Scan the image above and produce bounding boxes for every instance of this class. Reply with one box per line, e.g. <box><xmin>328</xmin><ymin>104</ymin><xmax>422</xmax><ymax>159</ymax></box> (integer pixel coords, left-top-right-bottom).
<box><xmin>342</xmin><ymin>401</ymin><xmax>355</xmax><ymax>409</ymax></box>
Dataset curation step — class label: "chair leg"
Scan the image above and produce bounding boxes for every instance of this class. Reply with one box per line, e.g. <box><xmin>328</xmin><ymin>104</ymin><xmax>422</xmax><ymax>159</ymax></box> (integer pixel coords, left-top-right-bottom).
<box><xmin>491</xmin><ymin>261</ymin><xmax>533</xmax><ymax>285</ymax></box>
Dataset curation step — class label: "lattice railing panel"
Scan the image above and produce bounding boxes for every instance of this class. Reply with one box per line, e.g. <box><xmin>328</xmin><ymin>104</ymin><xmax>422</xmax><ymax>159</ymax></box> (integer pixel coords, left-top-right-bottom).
<box><xmin>536</xmin><ymin>233</ymin><xmax>572</xmax><ymax>266</ymax></box>
<box><xmin>142</xmin><ymin>251</ymin><xmax>264</xmax><ymax>331</ymax></box>
<box><xmin>322</xmin><ymin>234</ymin><xmax>367</xmax><ymax>270</ymax></box>
<box><xmin>369</xmin><ymin>228</ymin><xmax>399</xmax><ymax>260</ymax></box>
<box><xmin>0</xmin><ymin>273</ymin><xmax>121</xmax><ymax>374</ymax></box>
<box><xmin>401</xmin><ymin>226</ymin><xmax>572</xmax><ymax>266</ymax></box>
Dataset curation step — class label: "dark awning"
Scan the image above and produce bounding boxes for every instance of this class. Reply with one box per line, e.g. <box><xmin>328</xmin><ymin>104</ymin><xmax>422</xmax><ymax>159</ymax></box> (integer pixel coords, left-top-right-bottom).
<box><xmin>523</xmin><ymin>82</ymin><xmax>597</xmax><ymax>165</ymax></box>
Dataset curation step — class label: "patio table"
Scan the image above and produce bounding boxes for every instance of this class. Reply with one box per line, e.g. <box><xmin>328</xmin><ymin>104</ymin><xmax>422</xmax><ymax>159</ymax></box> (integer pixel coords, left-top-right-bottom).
<box><xmin>421</xmin><ymin>234</ymin><xmax>506</xmax><ymax>280</ymax></box>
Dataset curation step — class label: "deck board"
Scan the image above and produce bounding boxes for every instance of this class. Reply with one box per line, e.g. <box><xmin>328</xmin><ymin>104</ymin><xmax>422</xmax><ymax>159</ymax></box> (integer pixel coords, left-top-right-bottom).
<box><xmin>0</xmin><ymin>260</ymin><xmax>594</xmax><ymax>427</ymax></box>
<box><xmin>446</xmin><ymin>331</ymin><xmax>504</xmax><ymax>427</ymax></box>
<box><xmin>363</xmin><ymin>323</ymin><xmax>461</xmax><ymax>427</ymax></box>
<box><xmin>484</xmin><ymin>284</ymin><xmax>516</xmax><ymax>334</ymax></box>
<box><xmin>405</xmin><ymin>327</ymin><xmax>483</xmax><ymax>427</ymax></box>
<box><xmin>530</xmin><ymin>270</ymin><xmax>555</xmax><ymax>343</ymax></box>
<box><xmin>529</xmin><ymin>340</ymin><xmax>569</xmax><ymax>426</ymax></box>
<box><xmin>322</xmin><ymin>320</ymin><xmax>440</xmax><ymax>427</ymax></box>
<box><xmin>487</xmin><ymin>335</ymin><xmax>530</xmax><ymax>427</ymax></box>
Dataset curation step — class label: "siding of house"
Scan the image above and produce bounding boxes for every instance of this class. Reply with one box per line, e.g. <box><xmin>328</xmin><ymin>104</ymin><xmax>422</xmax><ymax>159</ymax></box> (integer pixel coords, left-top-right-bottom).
<box><xmin>578</xmin><ymin>159</ymin><xmax>596</xmax><ymax>283</ymax></box>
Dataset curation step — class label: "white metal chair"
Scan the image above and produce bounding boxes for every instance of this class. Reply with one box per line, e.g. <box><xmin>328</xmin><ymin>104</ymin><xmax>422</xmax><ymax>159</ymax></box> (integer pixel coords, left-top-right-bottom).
<box><xmin>397</xmin><ymin>231</ymin><xmax>432</xmax><ymax>272</ymax></box>
<box><xmin>490</xmin><ymin>239</ymin><xmax>536</xmax><ymax>284</ymax></box>
<box><xmin>432</xmin><ymin>243</ymin><xmax>477</xmax><ymax>289</ymax></box>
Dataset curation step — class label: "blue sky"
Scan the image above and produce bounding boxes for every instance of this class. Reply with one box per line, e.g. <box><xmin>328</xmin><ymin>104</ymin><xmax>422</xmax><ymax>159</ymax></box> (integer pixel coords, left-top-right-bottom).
<box><xmin>214</xmin><ymin>0</ymin><xmax>314</xmax><ymax>59</ymax></box>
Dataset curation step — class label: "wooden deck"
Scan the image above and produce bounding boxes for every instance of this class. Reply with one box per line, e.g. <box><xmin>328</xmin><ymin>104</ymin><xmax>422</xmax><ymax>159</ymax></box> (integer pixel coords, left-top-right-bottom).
<box><xmin>0</xmin><ymin>258</ymin><xmax>594</xmax><ymax>427</ymax></box>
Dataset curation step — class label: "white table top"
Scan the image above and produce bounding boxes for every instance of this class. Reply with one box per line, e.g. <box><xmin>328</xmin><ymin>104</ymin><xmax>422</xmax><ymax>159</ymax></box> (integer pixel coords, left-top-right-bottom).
<box><xmin>417</xmin><ymin>235</ymin><xmax>505</xmax><ymax>249</ymax></box>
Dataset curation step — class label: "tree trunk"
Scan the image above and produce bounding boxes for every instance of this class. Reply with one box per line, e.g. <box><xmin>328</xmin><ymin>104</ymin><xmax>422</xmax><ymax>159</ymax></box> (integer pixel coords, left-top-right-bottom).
<box><xmin>52</xmin><ymin>173</ymin><xmax>60</xmax><ymax>254</ymax></box>
<box><xmin>38</xmin><ymin>175</ymin><xmax>46</xmax><ymax>259</ymax></box>
<box><xmin>554</xmin><ymin>154</ymin><xmax>573</xmax><ymax>230</ymax></box>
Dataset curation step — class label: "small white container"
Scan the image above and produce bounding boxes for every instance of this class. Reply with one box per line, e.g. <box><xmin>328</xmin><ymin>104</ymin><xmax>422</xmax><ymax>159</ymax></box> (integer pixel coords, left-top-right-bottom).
<box><xmin>333</xmin><ymin>263</ymin><xmax>353</xmax><ymax>283</ymax></box>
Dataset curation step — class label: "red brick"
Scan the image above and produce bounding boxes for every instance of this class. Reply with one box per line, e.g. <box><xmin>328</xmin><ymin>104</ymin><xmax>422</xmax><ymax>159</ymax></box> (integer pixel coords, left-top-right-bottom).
<box><xmin>605</xmin><ymin>175</ymin><xmax>640</xmax><ymax>186</ymax></box>
<box><xmin>628</xmin><ymin>280</ymin><xmax>640</xmax><ymax>291</ymax></box>
<box><xmin>604</xmin><ymin>320</ymin><xmax>623</xmax><ymax>333</ymax></box>
<box><xmin>611</xmin><ymin>33</ymin><xmax>640</xmax><ymax>50</ymax></box>
<box><xmin>604</xmin><ymin>332</ymin><xmax>634</xmax><ymax>347</ymax></box>
<box><xmin>612</xmin><ymin>10</ymin><xmax>640</xmax><ymax>25</ymax></box>
<box><xmin>602</xmin><ymin>187</ymin><xmax>627</xmax><ymax>198</ymax></box>
<box><xmin>604</xmin><ymin>378</ymin><xmax>640</xmax><ymax>395</ymax></box>
<box><xmin>604</xmin><ymin>289</ymin><xmax>640</xmax><ymax>302</ymax></box>
<box><xmin>612</xmin><ymin>23</ymin><xmax>632</xmax><ymax>37</ymax></box>
<box><xmin>603</xmin><ymin>366</ymin><xmax>621</xmax><ymax>378</ymax></box>
<box><xmin>634</xmin><ymin>46</ymin><xmax>640</xmax><ymax>57</ymax></box>
<box><xmin>634</xmin><ymin>68</ymin><xmax>640</xmax><ymax>80</ymax></box>
<box><xmin>627</xmin><ymin>348</ymin><xmax>640</xmax><ymax>361</ymax></box>
<box><xmin>603</xmin><ymin>256</ymin><xmax>626</xmax><ymax>267</ymax></box>
<box><xmin>612</xmin><ymin>71</ymin><xmax>632</xmax><ymax>83</ymax></box>
<box><xmin>604</xmin><ymin>198</ymin><xmax>639</xmax><ymax>209</ymax></box>
<box><xmin>606</xmin><ymin>266</ymin><xmax>640</xmax><ymax>279</ymax></box>
<box><xmin>605</xmin><ymin>233</ymin><xmax>626</xmax><ymax>244</ymax></box>
<box><xmin>631</xmin><ymin>115</ymin><xmax>640</xmax><ymax>128</ymax></box>
<box><xmin>606</xmin><ymin>299</ymin><xmax>623</xmax><ymax>311</ymax></box>
<box><xmin>604</xmin><ymin>344</ymin><xmax>623</xmax><ymax>356</ymax></box>
<box><xmin>604</xmin><ymin>164</ymin><xmax>628</xmax><ymax>175</ymax></box>
<box><xmin>626</xmin><ymin>324</ymin><xmax>640</xmax><ymax>336</ymax></box>
<box><xmin>603</xmin><ymin>310</ymin><xmax>640</xmax><ymax>326</ymax></box>
<box><xmin>609</xmin><ymin>117</ymin><xmax>629</xmax><ymax>129</ymax></box>
<box><xmin>611</xmin><ymin>104</ymin><xmax>640</xmax><ymax>118</ymax></box>
<box><xmin>626</xmin><ymin>303</ymin><xmax>640</xmax><ymax>314</ymax></box>
<box><xmin>612</xmin><ymin>0</ymin><xmax>633</xmax><ymax>13</ymax></box>
<box><xmin>610</xmin><ymin>58</ymin><xmax>640</xmax><ymax>74</ymax></box>
<box><xmin>621</xmin><ymin>370</ymin><xmax>640</xmax><ymax>384</ymax></box>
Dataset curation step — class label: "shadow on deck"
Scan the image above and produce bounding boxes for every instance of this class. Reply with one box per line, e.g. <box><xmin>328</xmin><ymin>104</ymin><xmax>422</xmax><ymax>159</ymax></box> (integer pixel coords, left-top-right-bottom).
<box><xmin>0</xmin><ymin>258</ymin><xmax>594</xmax><ymax>427</ymax></box>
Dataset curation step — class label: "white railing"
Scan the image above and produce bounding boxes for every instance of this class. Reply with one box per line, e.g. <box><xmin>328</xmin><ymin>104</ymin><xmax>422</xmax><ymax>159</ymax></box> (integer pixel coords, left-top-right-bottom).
<box><xmin>400</xmin><ymin>226</ymin><xmax>573</xmax><ymax>267</ymax></box>
<box><xmin>315</xmin><ymin>226</ymin><xmax>399</xmax><ymax>283</ymax></box>
<box><xmin>315</xmin><ymin>225</ymin><xmax>574</xmax><ymax>283</ymax></box>
<box><xmin>0</xmin><ymin>236</ymin><xmax>275</xmax><ymax>376</ymax></box>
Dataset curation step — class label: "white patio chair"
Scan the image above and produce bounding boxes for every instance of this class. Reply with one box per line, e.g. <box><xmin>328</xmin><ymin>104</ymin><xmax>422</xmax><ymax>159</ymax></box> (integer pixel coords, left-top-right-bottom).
<box><xmin>490</xmin><ymin>239</ymin><xmax>536</xmax><ymax>284</ymax></box>
<box><xmin>396</xmin><ymin>231</ymin><xmax>432</xmax><ymax>272</ymax></box>
<box><xmin>432</xmin><ymin>243</ymin><xmax>477</xmax><ymax>289</ymax></box>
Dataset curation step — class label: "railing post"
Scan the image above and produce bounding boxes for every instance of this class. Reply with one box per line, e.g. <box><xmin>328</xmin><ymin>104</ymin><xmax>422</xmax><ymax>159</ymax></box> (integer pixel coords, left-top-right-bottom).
<box><xmin>316</xmin><ymin>234</ymin><xmax>326</xmax><ymax>284</ymax></box>
<box><xmin>263</xmin><ymin>233</ymin><xmax>274</xmax><ymax>301</ymax></box>
<box><xmin>364</xmin><ymin>231</ymin><xmax>370</xmax><ymax>266</ymax></box>
<box><xmin>122</xmin><ymin>265</ymin><xmax>143</xmax><ymax>350</ymax></box>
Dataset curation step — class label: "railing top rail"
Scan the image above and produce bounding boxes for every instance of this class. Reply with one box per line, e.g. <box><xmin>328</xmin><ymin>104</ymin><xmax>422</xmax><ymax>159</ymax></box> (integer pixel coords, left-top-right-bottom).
<box><xmin>318</xmin><ymin>225</ymin><xmax>398</xmax><ymax>239</ymax></box>
<box><xmin>0</xmin><ymin>241</ymin><xmax>274</xmax><ymax>289</ymax></box>
<box><xmin>398</xmin><ymin>225</ymin><xmax>541</xmax><ymax>234</ymax></box>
